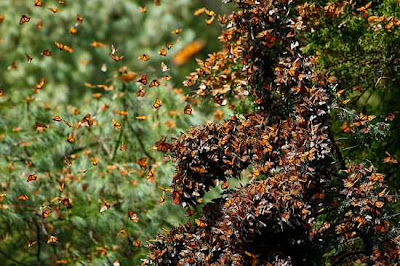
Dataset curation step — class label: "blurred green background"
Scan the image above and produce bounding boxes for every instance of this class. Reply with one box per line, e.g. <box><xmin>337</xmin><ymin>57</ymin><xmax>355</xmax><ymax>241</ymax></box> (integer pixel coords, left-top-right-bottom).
<box><xmin>0</xmin><ymin>0</ymin><xmax>229</xmax><ymax>265</ymax></box>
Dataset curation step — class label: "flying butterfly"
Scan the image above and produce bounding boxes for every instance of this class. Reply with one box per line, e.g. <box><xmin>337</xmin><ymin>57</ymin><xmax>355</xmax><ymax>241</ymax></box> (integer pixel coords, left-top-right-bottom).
<box><xmin>27</xmin><ymin>174</ymin><xmax>37</xmax><ymax>182</ymax></box>
<box><xmin>112</xmin><ymin>119</ymin><xmax>121</xmax><ymax>129</ymax></box>
<box><xmin>48</xmin><ymin>7</ymin><xmax>61</xmax><ymax>13</ymax></box>
<box><xmin>162</xmin><ymin>75</ymin><xmax>172</xmax><ymax>81</ymax></box>
<box><xmin>149</xmin><ymin>79</ymin><xmax>160</xmax><ymax>88</ymax></box>
<box><xmin>0</xmin><ymin>15</ymin><xmax>5</xmax><ymax>23</ymax></box>
<box><xmin>69</xmin><ymin>27</ymin><xmax>77</xmax><ymax>34</ymax></box>
<box><xmin>155</xmin><ymin>139</ymin><xmax>173</xmax><ymax>152</ymax></box>
<box><xmin>34</xmin><ymin>122</ymin><xmax>47</xmax><ymax>132</ymax></box>
<box><xmin>138</xmin><ymin>54</ymin><xmax>150</xmax><ymax>61</ymax></box>
<box><xmin>128</xmin><ymin>211</ymin><xmax>139</xmax><ymax>222</ymax></box>
<box><xmin>26</xmin><ymin>54</ymin><xmax>33</xmax><ymax>63</ymax></box>
<box><xmin>36</xmin><ymin>20</ymin><xmax>43</xmax><ymax>30</ymax></box>
<box><xmin>90</xmin><ymin>41</ymin><xmax>105</xmax><ymax>47</ymax></box>
<box><xmin>20</xmin><ymin>15</ymin><xmax>31</xmax><ymax>24</ymax></box>
<box><xmin>153</xmin><ymin>98</ymin><xmax>162</xmax><ymax>110</ymax></box>
<box><xmin>52</xmin><ymin>115</ymin><xmax>62</xmax><ymax>122</ymax></box>
<box><xmin>159</xmin><ymin>47</ymin><xmax>167</xmax><ymax>56</ymax></box>
<box><xmin>8</xmin><ymin>61</ymin><xmax>17</xmax><ymax>70</ymax></box>
<box><xmin>55</xmin><ymin>42</ymin><xmax>74</xmax><ymax>53</ymax></box>
<box><xmin>139</xmin><ymin>7</ymin><xmax>147</xmax><ymax>13</ymax></box>
<box><xmin>47</xmin><ymin>236</ymin><xmax>57</xmax><ymax>244</ymax></box>
<box><xmin>34</xmin><ymin>0</ymin><xmax>43</xmax><ymax>6</ymax></box>
<box><xmin>136</xmin><ymin>86</ymin><xmax>146</xmax><ymax>97</ymax></box>
<box><xmin>147</xmin><ymin>168</ymin><xmax>155</xmax><ymax>183</ymax></box>
<box><xmin>41</xmin><ymin>49</ymin><xmax>52</xmax><ymax>56</ymax></box>
<box><xmin>138</xmin><ymin>74</ymin><xmax>147</xmax><ymax>85</ymax></box>
<box><xmin>161</xmin><ymin>62</ymin><xmax>169</xmax><ymax>72</ymax></box>
<box><xmin>171</xmin><ymin>28</ymin><xmax>183</xmax><ymax>35</ymax></box>
<box><xmin>184</xmin><ymin>104</ymin><xmax>192</xmax><ymax>115</ymax></box>
<box><xmin>33</xmin><ymin>78</ymin><xmax>46</xmax><ymax>93</ymax></box>
<box><xmin>76</xmin><ymin>14</ymin><xmax>83</xmax><ymax>24</ymax></box>
<box><xmin>18</xmin><ymin>194</ymin><xmax>29</xmax><ymax>201</ymax></box>
<box><xmin>111</xmin><ymin>55</ymin><xmax>124</xmax><ymax>62</ymax></box>
<box><xmin>67</xmin><ymin>132</ymin><xmax>75</xmax><ymax>143</ymax></box>
<box><xmin>172</xmin><ymin>39</ymin><xmax>205</xmax><ymax>66</ymax></box>
<box><xmin>136</xmin><ymin>157</ymin><xmax>148</xmax><ymax>168</ymax></box>
<box><xmin>42</xmin><ymin>208</ymin><xmax>51</xmax><ymax>218</ymax></box>
<box><xmin>80</xmin><ymin>114</ymin><xmax>94</xmax><ymax>127</ymax></box>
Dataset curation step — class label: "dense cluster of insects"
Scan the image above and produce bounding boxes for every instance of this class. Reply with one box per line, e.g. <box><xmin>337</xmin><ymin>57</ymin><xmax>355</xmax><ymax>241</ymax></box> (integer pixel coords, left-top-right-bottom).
<box><xmin>146</xmin><ymin>0</ymin><xmax>400</xmax><ymax>265</ymax></box>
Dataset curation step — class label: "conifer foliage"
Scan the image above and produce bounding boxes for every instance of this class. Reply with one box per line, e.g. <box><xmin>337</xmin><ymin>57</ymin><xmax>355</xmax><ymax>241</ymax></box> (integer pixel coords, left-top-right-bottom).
<box><xmin>146</xmin><ymin>0</ymin><xmax>400</xmax><ymax>265</ymax></box>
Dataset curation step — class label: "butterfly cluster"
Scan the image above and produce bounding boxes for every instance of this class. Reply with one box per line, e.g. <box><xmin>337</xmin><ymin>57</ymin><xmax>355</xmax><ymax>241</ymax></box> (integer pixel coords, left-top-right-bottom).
<box><xmin>146</xmin><ymin>0</ymin><xmax>400</xmax><ymax>265</ymax></box>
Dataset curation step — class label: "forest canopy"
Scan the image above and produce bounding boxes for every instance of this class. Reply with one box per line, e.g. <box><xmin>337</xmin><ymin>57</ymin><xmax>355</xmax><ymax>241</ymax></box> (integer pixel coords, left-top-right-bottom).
<box><xmin>0</xmin><ymin>0</ymin><xmax>399</xmax><ymax>265</ymax></box>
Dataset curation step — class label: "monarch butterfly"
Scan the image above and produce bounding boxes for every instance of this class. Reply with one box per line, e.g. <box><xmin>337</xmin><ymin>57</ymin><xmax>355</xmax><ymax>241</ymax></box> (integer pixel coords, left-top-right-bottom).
<box><xmin>41</xmin><ymin>49</ymin><xmax>52</xmax><ymax>56</ymax></box>
<box><xmin>154</xmin><ymin>0</ymin><xmax>161</xmax><ymax>6</ymax></box>
<box><xmin>153</xmin><ymin>98</ymin><xmax>162</xmax><ymax>109</ymax></box>
<box><xmin>28</xmin><ymin>241</ymin><xmax>37</xmax><ymax>248</ymax></box>
<box><xmin>116</xmin><ymin>110</ymin><xmax>128</xmax><ymax>116</ymax></box>
<box><xmin>189</xmin><ymin>166</ymin><xmax>207</xmax><ymax>173</ymax></box>
<box><xmin>162</xmin><ymin>75</ymin><xmax>172</xmax><ymax>81</ymax></box>
<box><xmin>42</xmin><ymin>208</ymin><xmax>51</xmax><ymax>218</ymax></box>
<box><xmin>160</xmin><ymin>192</ymin><xmax>165</xmax><ymax>203</ymax></box>
<box><xmin>55</xmin><ymin>42</ymin><xmax>74</xmax><ymax>53</ymax></box>
<box><xmin>48</xmin><ymin>7</ymin><xmax>61</xmax><ymax>13</ymax></box>
<box><xmin>36</xmin><ymin>20</ymin><xmax>43</xmax><ymax>30</ymax></box>
<box><xmin>18</xmin><ymin>194</ymin><xmax>29</xmax><ymax>201</ymax></box>
<box><xmin>128</xmin><ymin>211</ymin><xmax>139</xmax><ymax>222</ymax></box>
<box><xmin>155</xmin><ymin>139</ymin><xmax>173</xmax><ymax>152</ymax></box>
<box><xmin>111</xmin><ymin>55</ymin><xmax>124</xmax><ymax>62</ymax></box>
<box><xmin>136</xmin><ymin>157</ymin><xmax>148</xmax><ymax>168</ymax></box>
<box><xmin>67</xmin><ymin>133</ymin><xmax>75</xmax><ymax>143</ymax></box>
<box><xmin>47</xmin><ymin>236</ymin><xmax>57</xmax><ymax>243</ymax></box>
<box><xmin>136</xmin><ymin>86</ymin><xmax>146</xmax><ymax>97</ymax></box>
<box><xmin>7</xmin><ymin>61</ymin><xmax>17</xmax><ymax>70</ymax></box>
<box><xmin>149</xmin><ymin>79</ymin><xmax>160</xmax><ymax>88</ymax></box>
<box><xmin>60</xmin><ymin>198</ymin><xmax>71</xmax><ymax>207</ymax></box>
<box><xmin>34</xmin><ymin>122</ymin><xmax>47</xmax><ymax>132</ymax></box>
<box><xmin>34</xmin><ymin>0</ymin><xmax>43</xmax><ymax>7</ymax></box>
<box><xmin>27</xmin><ymin>174</ymin><xmax>37</xmax><ymax>182</ymax></box>
<box><xmin>112</xmin><ymin>119</ymin><xmax>121</xmax><ymax>129</ymax></box>
<box><xmin>33</xmin><ymin>78</ymin><xmax>46</xmax><ymax>93</ymax></box>
<box><xmin>138</xmin><ymin>74</ymin><xmax>147</xmax><ymax>85</ymax></box>
<box><xmin>100</xmin><ymin>202</ymin><xmax>111</xmax><ymax>212</ymax></box>
<box><xmin>69</xmin><ymin>27</ymin><xmax>77</xmax><ymax>34</ymax></box>
<box><xmin>76</xmin><ymin>14</ymin><xmax>83</xmax><ymax>24</ymax></box>
<box><xmin>159</xmin><ymin>47</ymin><xmax>167</xmax><ymax>56</ymax></box>
<box><xmin>139</xmin><ymin>7</ymin><xmax>147</xmax><ymax>13</ymax></box>
<box><xmin>205</xmin><ymin>16</ymin><xmax>215</xmax><ymax>25</ymax></box>
<box><xmin>136</xmin><ymin>116</ymin><xmax>148</xmax><ymax>120</ymax></box>
<box><xmin>166</xmin><ymin>42</ymin><xmax>174</xmax><ymax>50</ymax></box>
<box><xmin>184</xmin><ymin>104</ymin><xmax>192</xmax><ymax>115</ymax></box>
<box><xmin>147</xmin><ymin>168</ymin><xmax>155</xmax><ymax>183</ymax></box>
<box><xmin>26</xmin><ymin>54</ymin><xmax>33</xmax><ymax>63</ymax></box>
<box><xmin>172</xmin><ymin>39</ymin><xmax>205</xmax><ymax>66</ymax></box>
<box><xmin>81</xmin><ymin>114</ymin><xmax>94</xmax><ymax>127</ymax></box>
<box><xmin>59</xmin><ymin>183</ymin><xmax>65</xmax><ymax>192</ymax></box>
<box><xmin>138</xmin><ymin>54</ymin><xmax>150</xmax><ymax>61</ymax></box>
<box><xmin>0</xmin><ymin>15</ymin><xmax>4</xmax><ymax>23</ymax></box>
<box><xmin>120</xmin><ymin>143</ymin><xmax>127</xmax><ymax>151</ymax></box>
<box><xmin>195</xmin><ymin>219</ymin><xmax>207</xmax><ymax>228</ymax></box>
<box><xmin>90</xmin><ymin>41</ymin><xmax>105</xmax><ymax>47</ymax></box>
<box><xmin>161</xmin><ymin>62</ymin><xmax>169</xmax><ymax>72</ymax></box>
<box><xmin>19</xmin><ymin>15</ymin><xmax>31</xmax><ymax>24</ymax></box>
<box><xmin>171</xmin><ymin>28</ymin><xmax>182</xmax><ymax>35</ymax></box>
